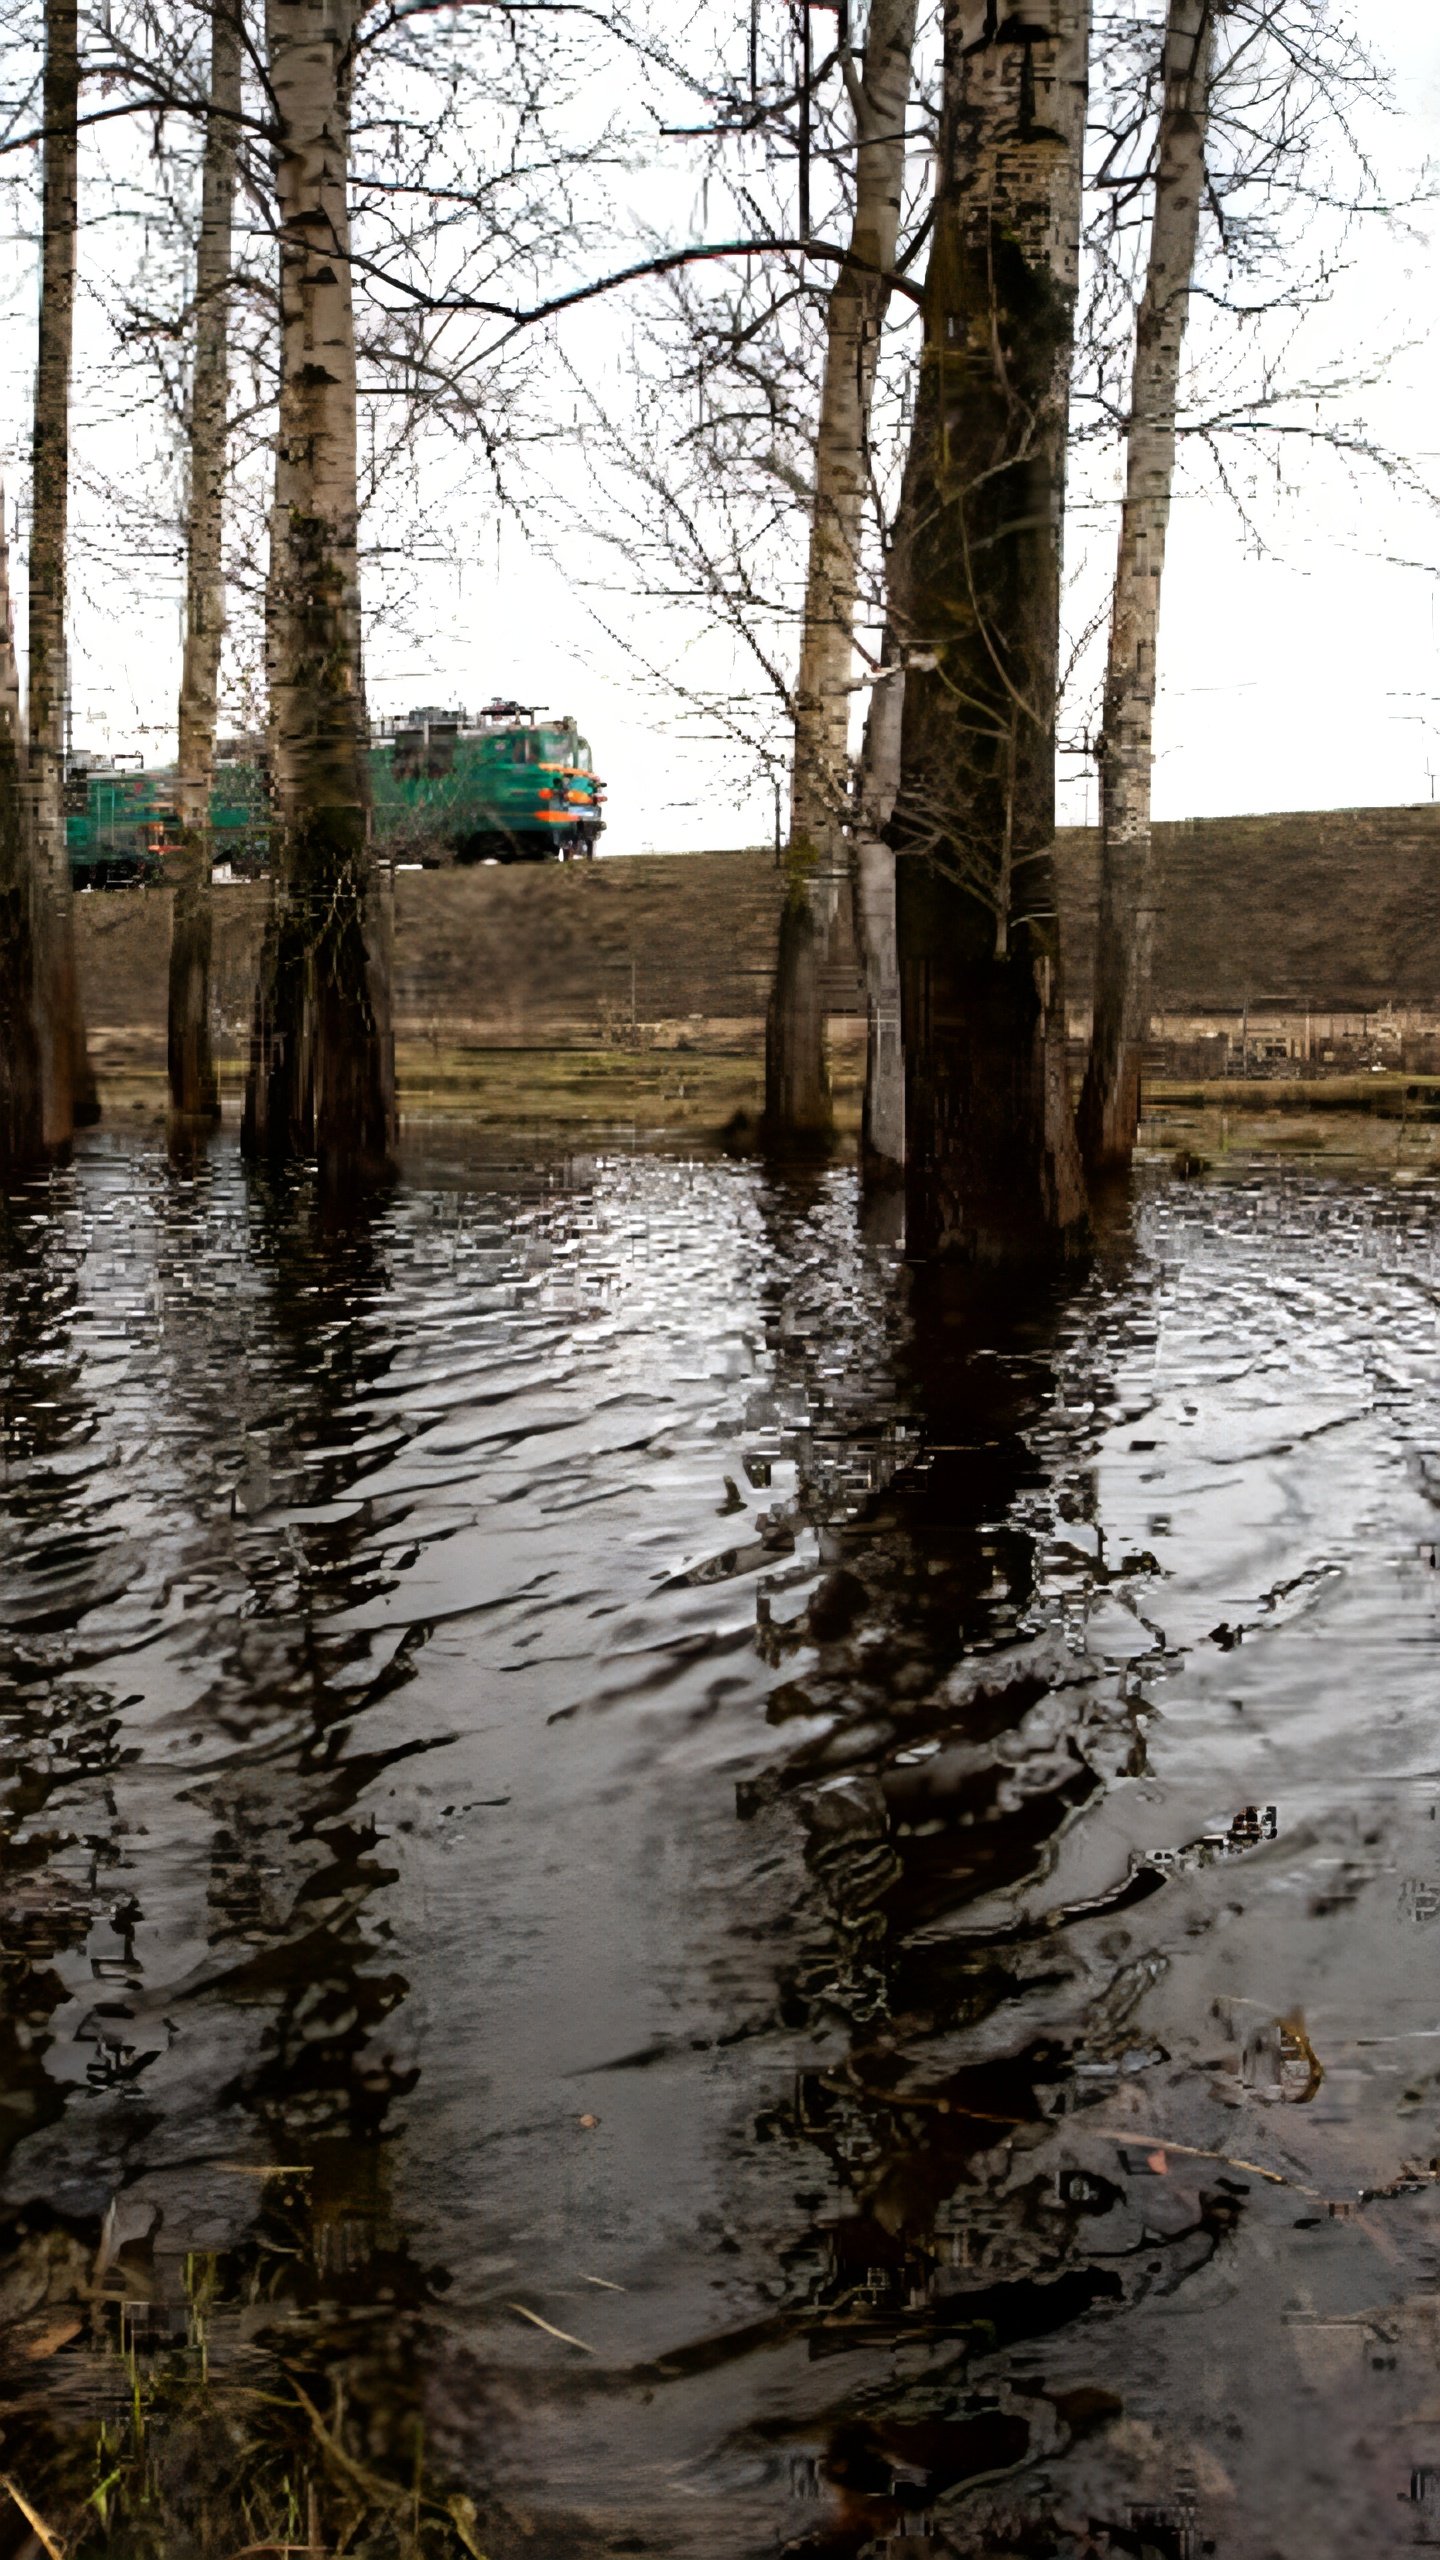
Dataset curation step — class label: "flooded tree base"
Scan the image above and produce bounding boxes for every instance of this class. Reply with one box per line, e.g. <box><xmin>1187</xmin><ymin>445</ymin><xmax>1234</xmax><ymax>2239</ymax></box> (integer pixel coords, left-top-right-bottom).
<box><xmin>2</xmin><ymin>1128</ymin><xmax>1439</xmax><ymax>2554</ymax></box>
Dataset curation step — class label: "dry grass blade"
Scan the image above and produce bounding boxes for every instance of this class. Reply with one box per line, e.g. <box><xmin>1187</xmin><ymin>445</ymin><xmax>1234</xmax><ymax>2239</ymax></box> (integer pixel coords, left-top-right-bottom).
<box><xmin>284</xmin><ymin>2371</ymin><xmax>407</xmax><ymax>2509</ymax></box>
<box><xmin>214</xmin><ymin>2162</ymin><xmax>315</xmax><ymax>2178</ymax></box>
<box><xmin>506</xmin><ymin>2302</ymin><xmax>595</xmax><ymax>2353</ymax></box>
<box><xmin>0</xmin><ymin>2472</ymin><xmax>65</xmax><ymax>2560</ymax></box>
<box><xmin>445</xmin><ymin>2491</ymin><xmax>490</xmax><ymax>2558</ymax></box>
<box><xmin>1084</xmin><ymin>2126</ymin><xmax>1318</xmax><ymax>2194</ymax></box>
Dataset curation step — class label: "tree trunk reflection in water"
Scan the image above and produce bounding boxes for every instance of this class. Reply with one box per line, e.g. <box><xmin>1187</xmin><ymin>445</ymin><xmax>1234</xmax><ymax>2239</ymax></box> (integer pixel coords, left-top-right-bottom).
<box><xmin>0</xmin><ymin>1170</ymin><xmax>485</xmax><ymax>2555</ymax></box>
<box><xmin>0</xmin><ymin>1182</ymin><xmax>93</xmax><ymax>2174</ymax></box>
<box><xmin>5</xmin><ymin>1148</ymin><xmax>1440</xmax><ymax>2554</ymax></box>
<box><xmin>732</xmin><ymin>1252</ymin><xmax>1204</xmax><ymax>2550</ymax></box>
<box><xmin>692</xmin><ymin>1201</ymin><xmax>1205</xmax><ymax>2549</ymax></box>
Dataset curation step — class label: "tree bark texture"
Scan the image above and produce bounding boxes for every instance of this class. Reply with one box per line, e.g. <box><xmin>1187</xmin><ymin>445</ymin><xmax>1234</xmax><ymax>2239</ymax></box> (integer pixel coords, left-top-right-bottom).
<box><xmin>243</xmin><ymin>0</ymin><xmax>396</xmax><ymax>1182</ymax></box>
<box><xmin>29</xmin><ymin>0</ymin><xmax>96</xmax><ymax>1145</ymax></box>
<box><xmin>852</xmin><ymin>658</ymin><xmax>905</xmax><ymax>1183</ymax></box>
<box><xmin>763</xmin><ymin>0</ymin><xmax>918</xmax><ymax>1148</ymax></box>
<box><xmin>892</xmin><ymin>0</ymin><xmax>1090</xmax><ymax>1263</ymax></box>
<box><xmin>169</xmin><ymin>0</ymin><xmax>242</xmax><ymax>1125</ymax></box>
<box><xmin>1078</xmin><ymin>0</ymin><xmax>1213</xmax><ymax>1174</ymax></box>
<box><xmin>0</xmin><ymin>494</ymin><xmax>45</xmax><ymax>1173</ymax></box>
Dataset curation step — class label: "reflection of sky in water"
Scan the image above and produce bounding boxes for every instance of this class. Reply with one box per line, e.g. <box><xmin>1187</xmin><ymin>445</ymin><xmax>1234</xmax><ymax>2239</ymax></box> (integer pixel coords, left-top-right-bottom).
<box><xmin>2</xmin><ymin>1137</ymin><xmax>1440</xmax><ymax>2556</ymax></box>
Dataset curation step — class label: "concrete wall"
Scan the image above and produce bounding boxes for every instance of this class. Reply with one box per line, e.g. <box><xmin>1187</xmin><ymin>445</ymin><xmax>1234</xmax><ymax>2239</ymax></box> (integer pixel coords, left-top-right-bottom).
<box><xmin>74</xmin><ymin>805</ymin><xmax>1440</xmax><ymax>1075</ymax></box>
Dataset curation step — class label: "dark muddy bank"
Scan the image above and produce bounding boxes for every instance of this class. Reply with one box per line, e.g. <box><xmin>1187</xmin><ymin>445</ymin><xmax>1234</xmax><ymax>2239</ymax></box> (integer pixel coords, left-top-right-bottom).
<box><xmin>2</xmin><ymin>1134</ymin><xmax>1439</xmax><ymax>2556</ymax></box>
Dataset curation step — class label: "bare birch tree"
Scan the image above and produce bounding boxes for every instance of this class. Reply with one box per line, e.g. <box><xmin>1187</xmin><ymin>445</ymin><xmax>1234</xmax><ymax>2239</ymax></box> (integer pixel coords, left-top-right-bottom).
<box><xmin>892</xmin><ymin>0</ymin><xmax>1091</xmax><ymax>1263</ymax></box>
<box><xmin>762</xmin><ymin>0</ymin><xmax>919</xmax><ymax>1152</ymax></box>
<box><xmin>29</xmin><ymin>0</ymin><xmax>97</xmax><ymax>1145</ymax></box>
<box><xmin>168</xmin><ymin>0</ymin><xmax>243</xmax><ymax>1126</ymax></box>
<box><xmin>1077</xmin><ymin>0</ymin><xmax>1212</xmax><ymax>1174</ymax></box>
<box><xmin>0</xmin><ymin>491</ymin><xmax>45</xmax><ymax>1173</ymax></box>
<box><xmin>242</xmin><ymin>0</ymin><xmax>396</xmax><ymax>1183</ymax></box>
<box><xmin>1074</xmin><ymin>0</ymin><xmax>1399</xmax><ymax>1171</ymax></box>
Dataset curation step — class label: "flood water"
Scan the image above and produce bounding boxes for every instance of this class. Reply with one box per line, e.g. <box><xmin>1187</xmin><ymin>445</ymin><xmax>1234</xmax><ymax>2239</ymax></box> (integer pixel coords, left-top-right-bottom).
<box><xmin>3</xmin><ymin>1131</ymin><xmax>1440</xmax><ymax>2557</ymax></box>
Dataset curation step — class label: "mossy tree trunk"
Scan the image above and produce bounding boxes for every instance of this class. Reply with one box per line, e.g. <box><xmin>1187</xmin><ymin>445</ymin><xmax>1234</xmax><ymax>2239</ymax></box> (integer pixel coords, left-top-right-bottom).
<box><xmin>0</xmin><ymin>494</ymin><xmax>45</xmax><ymax>1174</ymax></box>
<box><xmin>169</xmin><ymin>0</ymin><xmax>242</xmax><ymax>1126</ymax></box>
<box><xmin>29</xmin><ymin>0</ymin><xmax>97</xmax><ymax>1146</ymax></box>
<box><xmin>1078</xmin><ymin>0</ymin><xmax>1214</xmax><ymax>1174</ymax></box>
<box><xmin>763</xmin><ymin>0</ymin><xmax>918</xmax><ymax>1150</ymax></box>
<box><xmin>243</xmin><ymin>0</ymin><xmax>396</xmax><ymax>1184</ymax></box>
<box><xmin>891</xmin><ymin>0</ymin><xmax>1090</xmax><ymax>1263</ymax></box>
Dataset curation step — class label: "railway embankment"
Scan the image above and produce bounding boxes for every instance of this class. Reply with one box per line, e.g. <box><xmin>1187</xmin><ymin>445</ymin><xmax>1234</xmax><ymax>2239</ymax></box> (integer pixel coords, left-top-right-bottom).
<box><xmin>72</xmin><ymin>809</ymin><xmax>1440</xmax><ymax>1128</ymax></box>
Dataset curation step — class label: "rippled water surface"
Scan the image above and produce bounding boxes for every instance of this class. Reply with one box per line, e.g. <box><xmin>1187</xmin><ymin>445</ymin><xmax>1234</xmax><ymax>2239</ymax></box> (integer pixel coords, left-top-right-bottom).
<box><xmin>4</xmin><ymin>1132</ymin><xmax>1440</xmax><ymax>2557</ymax></box>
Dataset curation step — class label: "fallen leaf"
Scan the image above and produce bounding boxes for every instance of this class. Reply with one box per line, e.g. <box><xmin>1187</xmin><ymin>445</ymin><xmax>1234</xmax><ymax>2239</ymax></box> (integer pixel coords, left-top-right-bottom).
<box><xmin>446</xmin><ymin>2490</ymin><xmax>489</xmax><ymax>2558</ymax></box>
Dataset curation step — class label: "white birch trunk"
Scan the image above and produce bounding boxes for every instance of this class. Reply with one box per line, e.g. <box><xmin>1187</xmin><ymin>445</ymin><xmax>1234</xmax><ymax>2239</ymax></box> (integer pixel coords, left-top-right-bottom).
<box><xmin>169</xmin><ymin>0</ymin><xmax>242</xmax><ymax>1124</ymax></box>
<box><xmin>0</xmin><ymin>490</ymin><xmax>45</xmax><ymax>1167</ymax></box>
<box><xmin>763</xmin><ymin>0</ymin><xmax>918</xmax><ymax>1146</ymax></box>
<box><xmin>244</xmin><ymin>0</ymin><xmax>396</xmax><ymax>1178</ymax></box>
<box><xmin>1079</xmin><ymin>0</ymin><xmax>1214</xmax><ymax>1173</ymax></box>
<box><xmin>28</xmin><ymin>0</ymin><xmax>96</xmax><ymax>1144</ymax></box>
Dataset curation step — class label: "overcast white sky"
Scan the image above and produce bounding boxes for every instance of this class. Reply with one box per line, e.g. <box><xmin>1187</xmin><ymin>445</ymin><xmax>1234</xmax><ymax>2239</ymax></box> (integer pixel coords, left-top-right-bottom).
<box><xmin>5</xmin><ymin>0</ymin><xmax>1440</xmax><ymax>854</ymax></box>
<box><xmin>1128</xmin><ymin>0</ymin><xmax>1440</xmax><ymax>833</ymax></box>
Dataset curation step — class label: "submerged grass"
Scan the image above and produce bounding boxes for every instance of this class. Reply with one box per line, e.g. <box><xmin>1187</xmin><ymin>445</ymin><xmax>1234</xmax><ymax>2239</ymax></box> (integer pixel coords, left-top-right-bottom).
<box><xmin>87</xmin><ymin>1039</ymin><xmax>867</xmax><ymax>1144</ymax></box>
<box><xmin>1141</xmin><ymin>1097</ymin><xmax>1440</xmax><ymax>1169</ymax></box>
<box><xmin>71</xmin><ymin>1029</ymin><xmax>1440</xmax><ymax>1168</ymax></box>
<box><xmin>1148</xmin><ymin>1071</ymin><xmax>1440</xmax><ymax>1114</ymax></box>
<box><xmin>0</xmin><ymin>2203</ymin><xmax>495</xmax><ymax>2560</ymax></box>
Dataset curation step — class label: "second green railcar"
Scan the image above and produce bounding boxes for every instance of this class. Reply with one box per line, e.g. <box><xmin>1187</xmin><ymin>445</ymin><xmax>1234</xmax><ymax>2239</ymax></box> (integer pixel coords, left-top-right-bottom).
<box><xmin>65</xmin><ymin>702</ymin><xmax>606</xmax><ymax>885</ymax></box>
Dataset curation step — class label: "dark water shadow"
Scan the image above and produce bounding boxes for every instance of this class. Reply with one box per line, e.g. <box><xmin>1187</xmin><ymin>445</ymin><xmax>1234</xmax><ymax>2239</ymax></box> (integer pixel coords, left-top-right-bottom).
<box><xmin>0</xmin><ymin>1159</ymin><xmax>491</xmax><ymax>2557</ymax></box>
<box><xmin>592</xmin><ymin>1184</ymin><xmax>1244</xmax><ymax>2555</ymax></box>
<box><xmin>5</xmin><ymin>1144</ymin><xmax>1436</xmax><ymax>2559</ymax></box>
<box><xmin>748</xmin><ymin>1264</ymin><xmax>1216</xmax><ymax>2555</ymax></box>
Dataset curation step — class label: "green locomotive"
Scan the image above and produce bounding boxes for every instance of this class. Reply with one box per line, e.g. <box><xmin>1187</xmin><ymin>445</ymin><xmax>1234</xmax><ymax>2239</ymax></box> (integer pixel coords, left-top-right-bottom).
<box><xmin>65</xmin><ymin>702</ymin><xmax>605</xmax><ymax>885</ymax></box>
<box><xmin>370</xmin><ymin>701</ymin><xmax>604</xmax><ymax>862</ymax></box>
<box><xmin>65</xmin><ymin>761</ymin><xmax>178</xmax><ymax>889</ymax></box>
